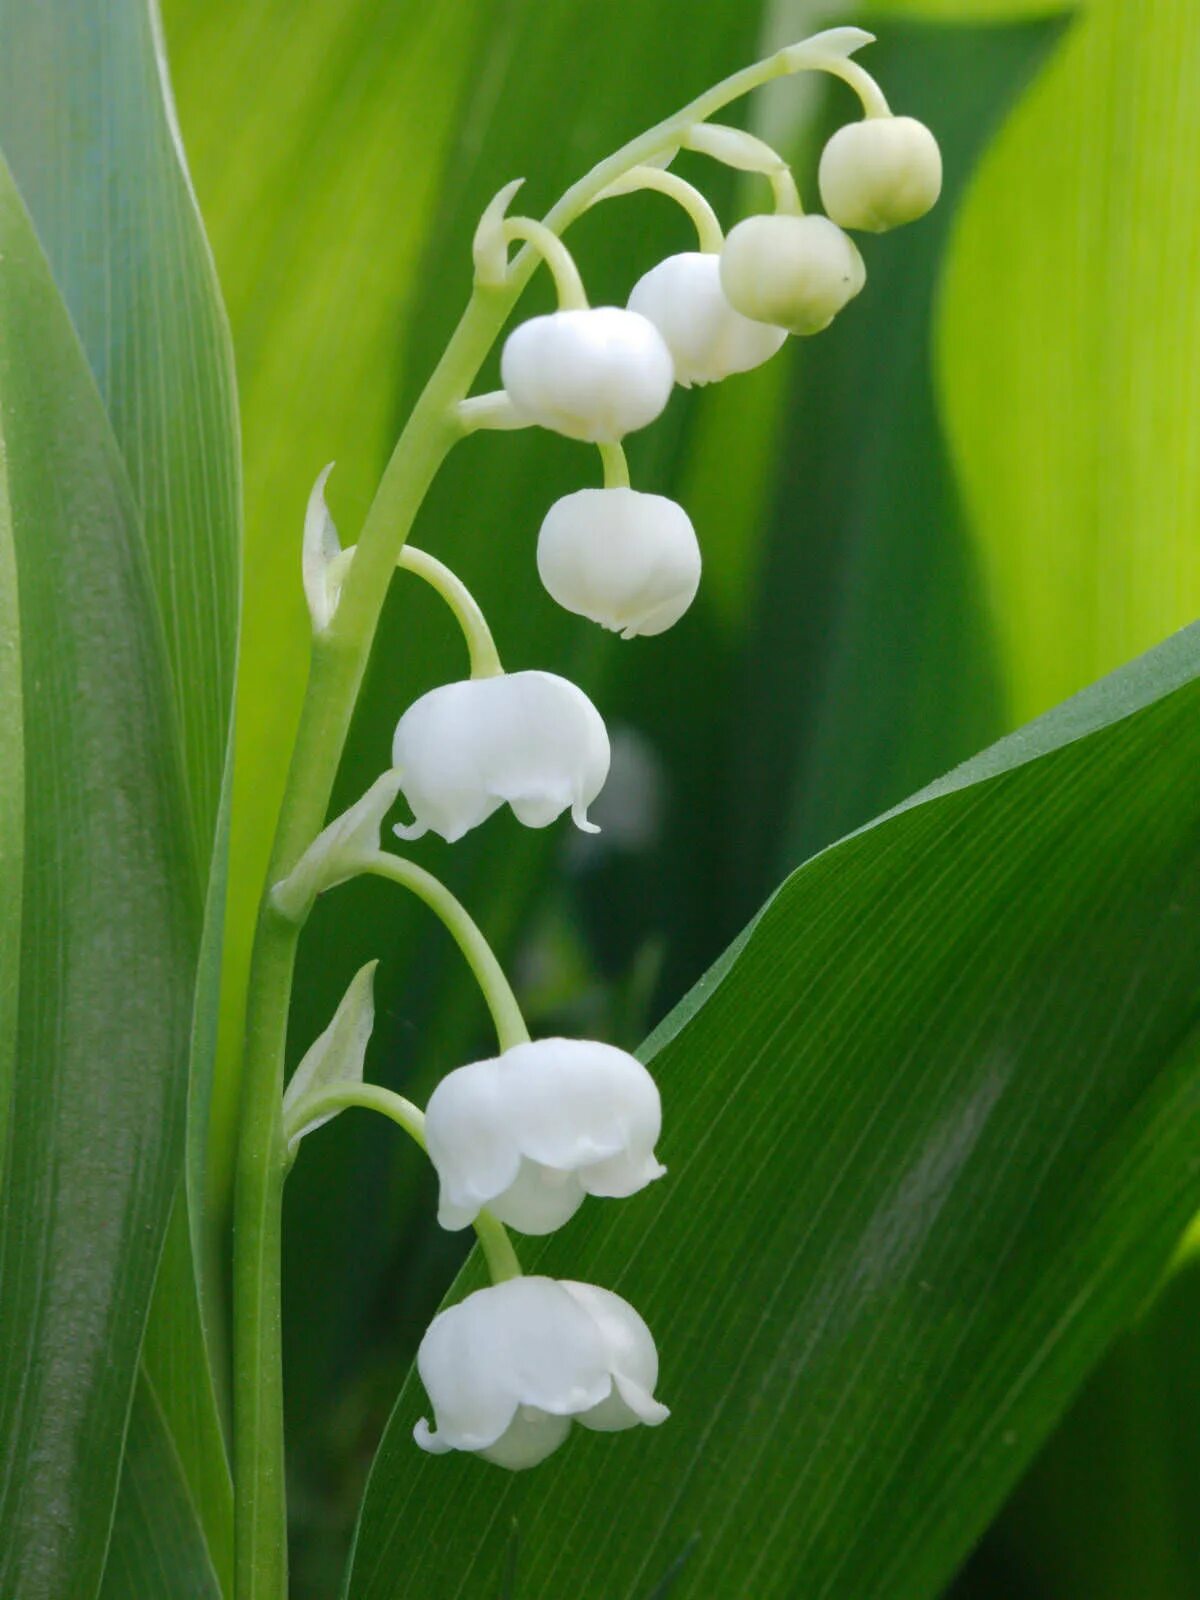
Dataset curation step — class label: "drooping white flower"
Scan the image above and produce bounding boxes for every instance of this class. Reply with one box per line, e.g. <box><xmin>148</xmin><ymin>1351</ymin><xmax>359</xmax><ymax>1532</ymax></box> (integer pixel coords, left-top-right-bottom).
<box><xmin>391</xmin><ymin>670</ymin><xmax>609</xmax><ymax>843</ymax></box>
<box><xmin>818</xmin><ymin>116</ymin><xmax>942</xmax><ymax>233</ymax></box>
<box><xmin>627</xmin><ymin>252</ymin><xmax>786</xmax><ymax>387</ymax></box>
<box><xmin>424</xmin><ymin>1037</ymin><xmax>665</xmax><ymax>1234</ymax></box>
<box><xmin>500</xmin><ymin>307</ymin><xmax>674</xmax><ymax>442</ymax></box>
<box><xmin>537</xmin><ymin>487</ymin><xmax>700</xmax><ymax>638</ymax></box>
<box><xmin>719</xmin><ymin>213</ymin><xmax>866</xmax><ymax>336</ymax></box>
<box><xmin>414</xmin><ymin>1276</ymin><xmax>669</xmax><ymax>1469</ymax></box>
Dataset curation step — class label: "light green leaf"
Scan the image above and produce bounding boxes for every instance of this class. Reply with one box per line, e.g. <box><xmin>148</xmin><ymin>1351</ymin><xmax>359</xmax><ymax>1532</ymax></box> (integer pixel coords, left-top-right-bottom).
<box><xmin>0</xmin><ymin>0</ymin><xmax>240</xmax><ymax>869</ymax></box>
<box><xmin>0</xmin><ymin>3</ymin><xmax>241</xmax><ymax>1584</ymax></box>
<box><xmin>98</xmin><ymin>1375</ymin><xmax>222</xmax><ymax>1600</ymax></box>
<box><xmin>139</xmin><ymin>1204</ymin><xmax>234</xmax><ymax>1598</ymax></box>
<box><xmin>345</xmin><ymin>621</ymin><xmax>1200</xmax><ymax>1600</ymax></box>
<box><xmin>938</xmin><ymin>0</ymin><xmax>1200</xmax><ymax>724</ymax></box>
<box><xmin>0</xmin><ymin>156</ymin><xmax>198</xmax><ymax>1600</ymax></box>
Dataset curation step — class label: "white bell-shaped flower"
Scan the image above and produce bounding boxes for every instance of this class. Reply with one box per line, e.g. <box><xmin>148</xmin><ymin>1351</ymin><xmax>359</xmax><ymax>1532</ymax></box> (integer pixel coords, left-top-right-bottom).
<box><xmin>415</xmin><ymin>1276</ymin><xmax>669</xmax><ymax>1469</ymax></box>
<box><xmin>818</xmin><ymin>116</ymin><xmax>942</xmax><ymax>233</ymax></box>
<box><xmin>500</xmin><ymin>307</ymin><xmax>674</xmax><ymax>442</ymax></box>
<box><xmin>424</xmin><ymin>1037</ymin><xmax>665</xmax><ymax>1234</ymax></box>
<box><xmin>391</xmin><ymin>669</ymin><xmax>609</xmax><ymax>843</ymax></box>
<box><xmin>719</xmin><ymin>213</ymin><xmax>866</xmax><ymax>336</ymax></box>
<box><xmin>537</xmin><ymin>487</ymin><xmax>700</xmax><ymax>638</ymax></box>
<box><xmin>627</xmin><ymin>252</ymin><xmax>786</xmax><ymax>387</ymax></box>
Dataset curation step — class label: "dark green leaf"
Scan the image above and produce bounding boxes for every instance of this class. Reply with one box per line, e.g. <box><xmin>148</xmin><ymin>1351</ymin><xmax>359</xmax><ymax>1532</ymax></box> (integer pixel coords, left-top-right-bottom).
<box><xmin>98</xmin><ymin>1375</ymin><xmax>223</xmax><ymax>1600</ymax></box>
<box><xmin>0</xmin><ymin>0</ymin><xmax>240</xmax><ymax>868</ymax></box>
<box><xmin>0</xmin><ymin>157</ymin><xmax>197</xmax><ymax>1600</ymax></box>
<box><xmin>345</xmin><ymin>622</ymin><xmax>1200</xmax><ymax>1600</ymax></box>
<box><xmin>0</xmin><ymin>4</ymin><xmax>240</xmax><ymax>1584</ymax></box>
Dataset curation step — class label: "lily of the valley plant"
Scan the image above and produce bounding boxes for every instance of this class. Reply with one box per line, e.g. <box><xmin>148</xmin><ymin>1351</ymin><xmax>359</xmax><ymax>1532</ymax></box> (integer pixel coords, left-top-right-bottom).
<box><xmin>242</xmin><ymin>27</ymin><xmax>939</xmax><ymax>1596</ymax></box>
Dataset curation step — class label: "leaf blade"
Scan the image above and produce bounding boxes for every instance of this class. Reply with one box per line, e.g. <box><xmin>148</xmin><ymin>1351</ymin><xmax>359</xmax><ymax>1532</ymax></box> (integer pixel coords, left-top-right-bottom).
<box><xmin>345</xmin><ymin>624</ymin><xmax>1200</xmax><ymax>1600</ymax></box>
<box><xmin>0</xmin><ymin>155</ymin><xmax>199</xmax><ymax>1600</ymax></box>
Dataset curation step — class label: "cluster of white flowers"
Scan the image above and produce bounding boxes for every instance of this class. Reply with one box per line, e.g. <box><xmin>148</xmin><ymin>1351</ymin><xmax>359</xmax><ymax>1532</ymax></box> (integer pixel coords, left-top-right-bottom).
<box><xmin>282</xmin><ymin>34</ymin><xmax>938</xmax><ymax>1474</ymax></box>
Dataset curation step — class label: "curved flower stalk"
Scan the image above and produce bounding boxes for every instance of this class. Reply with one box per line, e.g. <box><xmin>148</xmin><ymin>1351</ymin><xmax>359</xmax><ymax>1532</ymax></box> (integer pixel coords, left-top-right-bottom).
<box><xmin>232</xmin><ymin>27</ymin><xmax>940</xmax><ymax>1596</ymax></box>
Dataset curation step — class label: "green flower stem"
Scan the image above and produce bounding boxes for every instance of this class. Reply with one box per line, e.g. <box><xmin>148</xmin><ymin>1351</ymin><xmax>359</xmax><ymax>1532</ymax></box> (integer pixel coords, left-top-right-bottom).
<box><xmin>396</xmin><ymin>546</ymin><xmax>503</xmax><ymax>678</ymax></box>
<box><xmin>680</xmin><ymin>124</ymin><xmax>803</xmax><ymax>216</ymax></box>
<box><xmin>595</xmin><ymin>165</ymin><xmax>725</xmax><ymax>253</ymax></box>
<box><xmin>325</xmin><ymin>545</ymin><xmax>502</xmax><ymax>677</ymax></box>
<box><xmin>456</xmin><ymin>390</ymin><xmax>525</xmax><ymax>432</ymax></box>
<box><xmin>233</xmin><ymin>32</ymin><xmax>882</xmax><ymax>1600</ymax></box>
<box><xmin>284</xmin><ymin>1083</ymin><xmax>523</xmax><ymax>1283</ymax></box>
<box><xmin>501</xmin><ymin>217</ymin><xmax>588</xmax><ymax>309</ymax></box>
<box><xmin>474</xmin><ymin>1210</ymin><xmax>523</xmax><ymax>1283</ymax></box>
<box><xmin>360</xmin><ymin>850</ymin><xmax>528</xmax><ymax>1052</ymax></box>
<box><xmin>599</xmin><ymin>441</ymin><xmax>630</xmax><ymax>490</ymax></box>
<box><xmin>802</xmin><ymin>49</ymin><xmax>890</xmax><ymax>118</ymax></box>
<box><xmin>286</xmin><ymin>1081</ymin><xmax>427</xmax><ymax>1154</ymax></box>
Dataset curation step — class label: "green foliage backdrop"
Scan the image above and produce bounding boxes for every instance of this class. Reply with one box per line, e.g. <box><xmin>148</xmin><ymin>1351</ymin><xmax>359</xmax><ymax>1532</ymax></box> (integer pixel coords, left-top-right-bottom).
<box><xmin>0</xmin><ymin>0</ymin><xmax>1198</xmax><ymax>1596</ymax></box>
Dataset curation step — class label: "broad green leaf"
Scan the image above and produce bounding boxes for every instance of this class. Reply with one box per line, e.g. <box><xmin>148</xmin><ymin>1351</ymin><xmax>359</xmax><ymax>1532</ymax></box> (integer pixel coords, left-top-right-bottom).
<box><xmin>0</xmin><ymin>377</ymin><xmax>20</xmax><ymax>1185</ymax></box>
<box><xmin>139</xmin><ymin>1202</ymin><xmax>234</xmax><ymax>1598</ymax></box>
<box><xmin>938</xmin><ymin>0</ymin><xmax>1200</xmax><ymax>723</ymax></box>
<box><xmin>929</xmin><ymin>4</ymin><xmax>1200</xmax><ymax>1585</ymax></box>
<box><xmin>958</xmin><ymin>1254</ymin><xmax>1200</xmax><ymax>1598</ymax></box>
<box><xmin>345</xmin><ymin>622</ymin><xmax>1200</xmax><ymax>1600</ymax></box>
<box><xmin>0</xmin><ymin>0</ymin><xmax>240</xmax><ymax>870</ymax></box>
<box><xmin>98</xmin><ymin>1376</ymin><xmax>222</xmax><ymax>1600</ymax></box>
<box><xmin>0</xmin><ymin>4</ymin><xmax>241</xmax><ymax>1585</ymax></box>
<box><xmin>0</xmin><ymin>157</ymin><xmax>197</xmax><ymax>1600</ymax></box>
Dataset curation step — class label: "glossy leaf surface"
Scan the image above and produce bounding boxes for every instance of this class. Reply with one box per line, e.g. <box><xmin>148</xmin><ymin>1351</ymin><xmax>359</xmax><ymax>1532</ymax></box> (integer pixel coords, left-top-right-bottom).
<box><xmin>0</xmin><ymin>158</ymin><xmax>198</xmax><ymax>1600</ymax></box>
<box><xmin>346</xmin><ymin>624</ymin><xmax>1200</xmax><ymax>1600</ymax></box>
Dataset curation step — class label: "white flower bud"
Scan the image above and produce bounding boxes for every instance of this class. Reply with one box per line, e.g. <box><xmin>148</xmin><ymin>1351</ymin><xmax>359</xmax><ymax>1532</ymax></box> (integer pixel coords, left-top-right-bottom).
<box><xmin>627</xmin><ymin>252</ymin><xmax>786</xmax><ymax>387</ymax></box>
<box><xmin>537</xmin><ymin>487</ymin><xmax>700</xmax><ymax>638</ymax></box>
<box><xmin>719</xmin><ymin>214</ymin><xmax>866</xmax><ymax>336</ymax></box>
<box><xmin>818</xmin><ymin>116</ymin><xmax>942</xmax><ymax>233</ymax></box>
<box><xmin>391</xmin><ymin>669</ymin><xmax>609</xmax><ymax>843</ymax></box>
<box><xmin>415</xmin><ymin>1276</ymin><xmax>669</xmax><ymax>1469</ymax></box>
<box><xmin>500</xmin><ymin>307</ymin><xmax>674</xmax><ymax>442</ymax></box>
<box><xmin>425</xmin><ymin>1037</ymin><xmax>665</xmax><ymax>1234</ymax></box>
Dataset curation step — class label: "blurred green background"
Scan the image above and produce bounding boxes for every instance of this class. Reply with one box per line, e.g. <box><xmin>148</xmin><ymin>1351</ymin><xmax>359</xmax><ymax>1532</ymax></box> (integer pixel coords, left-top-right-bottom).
<box><xmin>150</xmin><ymin>0</ymin><xmax>1200</xmax><ymax>1592</ymax></box>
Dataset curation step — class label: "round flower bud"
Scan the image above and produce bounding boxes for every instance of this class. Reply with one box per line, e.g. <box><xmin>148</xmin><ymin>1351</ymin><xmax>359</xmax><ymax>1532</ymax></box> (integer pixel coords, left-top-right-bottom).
<box><xmin>500</xmin><ymin>307</ymin><xmax>674</xmax><ymax>442</ymax></box>
<box><xmin>719</xmin><ymin>214</ymin><xmax>866</xmax><ymax>336</ymax></box>
<box><xmin>424</xmin><ymin>1037</ymin><xmax>665</xmax><ymax>1234</ymax></box>
<box><xmin>626</xmin><ymin>252</ymin><xmax>786</xmax><ymax>387</ymax></box>
<box><xmin>818</xmin><ymin>115</ymin><xmax>942</xmax><ymax>233</ymax></box>
<box><xmin>537</xmin><ymin>487</ymin><xmax>700</xmax><ymax>638</ymax></box>
<box><xmin>414</xmin><ymin>1276</ymin><xmax>669</xmax><ymax>1469</ymax></box>
<box><xmin>391</xmin><ymin>669</ymin><xmax>609</xmax><ymax>843</ymax></box>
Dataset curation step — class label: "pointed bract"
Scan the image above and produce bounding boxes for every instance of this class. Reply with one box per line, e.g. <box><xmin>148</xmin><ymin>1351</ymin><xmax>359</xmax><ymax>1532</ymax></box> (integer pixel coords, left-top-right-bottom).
<box><xmin>282</xmin><ymin>962</ymin><xmax>377</xmax><ymax>1155</ymax></box>
<box><xmin>302</xmin><ymin>462</ymin><xmax>344</xmax><ymax>632</ymax></box>
<box><xmin>270</xmin><ymin>769</ymin><xmax>403</xmax><ymax>921</ymax></box>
